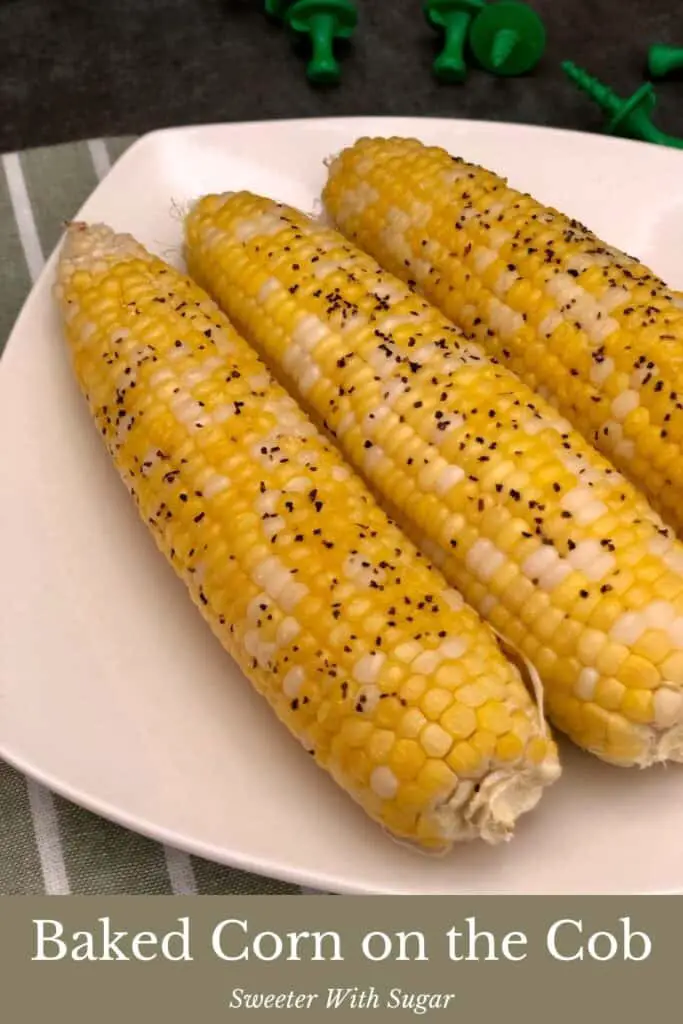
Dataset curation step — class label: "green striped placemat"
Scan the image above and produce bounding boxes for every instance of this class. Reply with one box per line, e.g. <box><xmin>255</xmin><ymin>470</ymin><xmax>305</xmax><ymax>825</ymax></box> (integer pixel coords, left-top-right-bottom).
<box><xmin>0</xmin><ymin>136</ymin><xmax>319</xmax><ymax>896</ymax></box>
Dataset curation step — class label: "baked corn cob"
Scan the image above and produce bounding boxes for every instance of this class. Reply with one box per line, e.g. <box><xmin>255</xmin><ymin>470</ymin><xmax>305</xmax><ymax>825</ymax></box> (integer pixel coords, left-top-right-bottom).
<box><xmin>185</xmin><ymin>191</ymin><xmax>683</xmax><ymax>768</ymax></box>
<box><xmin>323</xmin><ymin>135</ymin><xmax>683</xmax><ymax>535</ymax></box>
<box><xmin>53</xmin><ymin>221</ymin><xmax>560</xmax><ymax>851</ymax></box>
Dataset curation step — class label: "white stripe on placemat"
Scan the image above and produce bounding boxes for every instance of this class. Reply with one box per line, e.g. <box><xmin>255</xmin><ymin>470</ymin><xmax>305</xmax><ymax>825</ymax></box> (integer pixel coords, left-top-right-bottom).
<box><xmin>87</xmin><ymin>138</ymin><xmax>112</xmax><ymax>182</ymax></box>
<box><xmin>2</xmin><ymin>153</ymin><xmax>45</xmax><ymax>282</ymax></box>
<box><xmin>26</xmin><ymin>779</ymin><xmax>70</xmax><ymax>895</ymax></box>
<box><xmin>2</xmin><ymin>150</ymin><xmax>71</xmax><ymax>894</ymax></box>
<box><xmin>163</xmin><ymin>846</ymin><xmax>198</xmax><ymax>895</ymax></box>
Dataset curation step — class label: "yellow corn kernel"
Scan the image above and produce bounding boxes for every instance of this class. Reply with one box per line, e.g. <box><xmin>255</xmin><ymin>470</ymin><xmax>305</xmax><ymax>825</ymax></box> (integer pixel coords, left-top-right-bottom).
<box><xmin>389</xmin><ymin>739</ymin><xmax>427</xmax><ymax>781</ymax></box>
<box><xmin>470</xmin><ymin>729</ymin><xmax>499</xmax><ymax>760</ymax></box>
<box><xmin>420</xmin><ymin>687</ymin><xmax>455</xmax><ymax>721</ymax></box>
<box><xmin>440</xmin><ymin>703</ymin><xmax>477</xmax><ymax>740</ymax></box>
<box><xmin>496</xmin><ymin>733</ymin><xmax>525</xmax><ymax>762</ymax></box>
<box><xmin>621</xmin><ymin>689</ymin><xmax>654</xmax><ymax>723</ymax></box>
<box><xmin>594</xmin><ymin>676</ymin><xmax>626</xmax><ymax>712</ymax></box>
<box><xmin>447</xmin><ymin>741</ymin><xmax>484</xmax><ymax>777</ymax></box>
<box><xmin>365</xmin><ymin>729</ymin><xmax>396</xmax><ymax>765</ymax></box>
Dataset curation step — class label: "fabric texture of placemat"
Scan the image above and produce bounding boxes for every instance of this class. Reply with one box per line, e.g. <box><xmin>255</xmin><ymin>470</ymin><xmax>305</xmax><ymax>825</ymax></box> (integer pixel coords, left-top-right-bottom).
<box><xmin>0</xmin><ymin>137</ymin><xmax>320</xmax><ymax>896</ymax></box>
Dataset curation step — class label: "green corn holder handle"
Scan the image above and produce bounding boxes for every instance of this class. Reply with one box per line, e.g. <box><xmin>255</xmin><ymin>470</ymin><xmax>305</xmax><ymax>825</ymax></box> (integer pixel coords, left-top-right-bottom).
<box><xmin>562</xmin><ymin>61</ymin><xmax>683</xmax><ymax>151</ymax></box>
<box><xmin>285</xmin><ymin>0</ymin><xmax>358</xmax><ymax>84</ymax></box>
<box><xmin>423</xmin><ymin>0</ymin><xmax>485</xmax><ymax>84</ymax></box>
<box><xmin>469</xmin><ymin>1</ymin><xmax>546</xmax><ymax>77</ymax></box>
<box><xmin>265</xmin><ymin>0</ymin><xmax>293</xmax><ymax>18</ymax></box>
<box><xmin>647</xmin><ymin>44</ymin><xmax>683</xmax><ymax>79</ymax></box>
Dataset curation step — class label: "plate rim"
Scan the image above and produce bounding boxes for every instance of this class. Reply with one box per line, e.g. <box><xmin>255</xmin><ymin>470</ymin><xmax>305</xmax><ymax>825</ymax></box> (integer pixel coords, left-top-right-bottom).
<box><xmin>4</xmin><ymin>115</ymin><xmax>681</xmax><ymax>365</ymax></box>
<box><xmin>2</xmin><ymin>742</ymin><xmax>679</xmax><ymax>896</ymax></box>
<box><xmin>3</xmin><ymin>116</ymin><xmax>683</xmax><ymax>896</ymax></box>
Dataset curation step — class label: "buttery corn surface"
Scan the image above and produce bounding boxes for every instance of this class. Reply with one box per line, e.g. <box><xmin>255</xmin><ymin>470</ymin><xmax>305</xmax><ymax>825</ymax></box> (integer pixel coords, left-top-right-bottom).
<box><xmin>185</xmin><ymin>191</ymin><xmax>683</xmax><ymax>768</ymax></box>
<box><xmin>323</xmin><ymin>135</ymin><xmax>683</xmax><ymax>535</ymax></box>
<box><xmin>53</xmin><ymin>222</ymin><xmax>559</xmax><ymax>850</ymax></box>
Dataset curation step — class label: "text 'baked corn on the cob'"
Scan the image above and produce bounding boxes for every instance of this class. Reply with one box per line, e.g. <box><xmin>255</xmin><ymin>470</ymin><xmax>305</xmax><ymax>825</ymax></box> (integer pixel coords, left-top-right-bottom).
<box><xmin>54</xmin><ymin>222</ymin><xmax>560</xmax><ymax>851</ymax></box>
<box><xmin>323</xmin><ymin>135</ymin><xmax>683</xmax><ymax>535</ymax></box>
<box><xmin>185</xmin><ymin>191</ymin><xmax>683</xmax><ymax>768</ymax></box>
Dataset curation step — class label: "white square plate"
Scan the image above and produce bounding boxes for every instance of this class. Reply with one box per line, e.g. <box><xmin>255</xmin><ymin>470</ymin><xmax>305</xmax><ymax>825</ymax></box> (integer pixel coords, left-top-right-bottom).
<box><xmin>2</xmin><ymin>117</ymin><xmax>683</xmax><ymax>894</ymax></box>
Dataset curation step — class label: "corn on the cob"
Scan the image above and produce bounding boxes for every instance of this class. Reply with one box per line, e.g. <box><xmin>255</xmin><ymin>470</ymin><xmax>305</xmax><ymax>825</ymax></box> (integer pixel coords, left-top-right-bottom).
<box><xmin>185</xmin><ymin>191</ymin><xmax>683</xmax><ymax>768</ymax></box>
<box><xmin>322</xmin><ymin>135</ymin><xmax>683</xmax><ymax>535</ymax></box>
<box><xmin>53</xmin><ymin>221</ymin><xmax>559</xmax><ymax>850</ymax></box>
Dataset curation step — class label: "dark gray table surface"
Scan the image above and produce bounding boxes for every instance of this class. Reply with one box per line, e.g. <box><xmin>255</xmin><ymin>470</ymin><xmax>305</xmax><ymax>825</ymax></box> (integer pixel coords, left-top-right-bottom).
<box><xmin>1</xmin><ymin>0</ymin><xmax>682</xmax><ymax>152</ymax></box>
